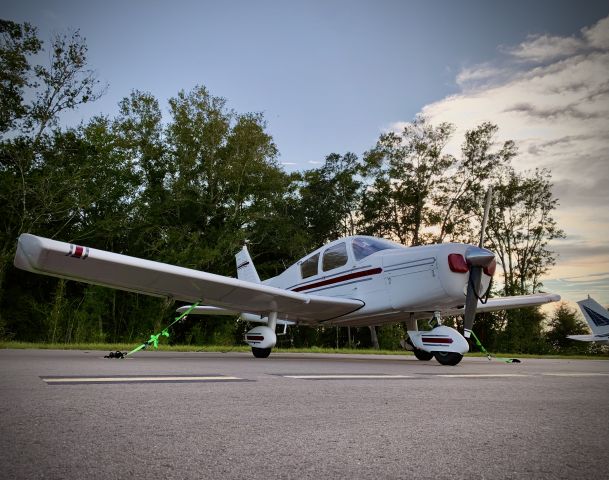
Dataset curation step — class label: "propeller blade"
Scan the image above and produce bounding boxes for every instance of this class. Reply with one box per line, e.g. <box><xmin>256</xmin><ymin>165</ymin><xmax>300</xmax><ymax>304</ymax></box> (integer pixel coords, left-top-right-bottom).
<box><xmin>479</xmin><ymin>187</ymin><xmax>492</xmax><ymax>248</ymax></box>
<box><xmin>463</xmin><ymin>247</ymin><xmax>495</xmax><ymax>339</ymax></box>
<box><xmin>463</xmin><ymin>266</ymin><xmax>481</xmax><ymax>338</ymax></box>
<box><xmin>463</xmin><ymin>187</ymin><xmax>494</xmax><ymax>339</ymax></box>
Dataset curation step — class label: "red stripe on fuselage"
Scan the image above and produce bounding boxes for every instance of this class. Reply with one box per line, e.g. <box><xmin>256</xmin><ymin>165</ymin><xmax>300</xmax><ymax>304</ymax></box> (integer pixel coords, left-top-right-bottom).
<box><xmin>73</xmin><ymin>246</ymin><xmax>84</xmax><ymax>258</ymax></box>
<box><xmin>422</xmin><ymin>337</ymin><xmax>453</xmax><ymax>344</ymax></box>
<box><xmin>292</xmin><ymin>267</ymin><xmax>382</xmax><ymax>292</ymax></box>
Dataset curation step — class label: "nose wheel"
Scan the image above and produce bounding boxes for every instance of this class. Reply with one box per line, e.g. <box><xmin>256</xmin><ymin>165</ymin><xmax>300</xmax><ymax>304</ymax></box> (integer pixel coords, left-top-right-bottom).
<box><xmin>433</xmin><ymin>351</ymin><xmax>463</xmax><ymax>366</ymax></box>
<box><xmin>252</xmin><ymin>347</ymin><xmax>272</xmax><ymax>358</ymax></box>
<box><xmin>413</xmin><ymin>348</ymin><xmax>434</xmax><ymax>361</ymax></box>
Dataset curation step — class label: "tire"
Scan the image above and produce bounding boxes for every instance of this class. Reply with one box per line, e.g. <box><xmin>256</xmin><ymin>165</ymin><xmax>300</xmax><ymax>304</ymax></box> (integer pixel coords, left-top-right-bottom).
<box><xmin>413</xmin><ymin>348</ymin><xmax>434</xmax><ymax>361</ymax></box>
<box><xmin>252</xmin><ymin>347</ymin><xmax>272</xmax><ymax>358</ymax></box>
<box><xmin>433</xmin><ymin>351</ymin><xmax>463</xmax><ymax>366</ymax></box>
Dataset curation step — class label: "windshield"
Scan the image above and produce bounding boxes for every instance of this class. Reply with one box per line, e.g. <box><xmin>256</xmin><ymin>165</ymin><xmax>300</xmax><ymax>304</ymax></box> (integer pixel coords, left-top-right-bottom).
<box><xmin>352</xmin><ymin>237</ymin><xmax>405</xmax><ymax>261</ymax></box>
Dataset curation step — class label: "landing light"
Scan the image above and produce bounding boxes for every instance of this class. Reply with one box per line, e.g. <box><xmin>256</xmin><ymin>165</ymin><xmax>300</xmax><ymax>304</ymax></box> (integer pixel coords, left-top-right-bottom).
<box><xmin>448</xmin><ymin>254</ymin><xmax>469</xmax><ymax>273</ymax></box>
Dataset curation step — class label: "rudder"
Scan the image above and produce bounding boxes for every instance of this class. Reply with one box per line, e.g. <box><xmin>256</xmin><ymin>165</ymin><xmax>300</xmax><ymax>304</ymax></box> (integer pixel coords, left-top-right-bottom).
<box><xmin>235</xmin><ymin>244</ymin><xmax>261</xmax><ymax>284</ymax></box>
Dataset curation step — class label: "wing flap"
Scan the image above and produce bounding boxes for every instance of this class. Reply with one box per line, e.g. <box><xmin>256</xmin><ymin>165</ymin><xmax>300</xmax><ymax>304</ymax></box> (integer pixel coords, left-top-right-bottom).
<box><xmin>14</xmin><ymin>234</ymin><xmax>363</xmax><ymax>322</ymax></box>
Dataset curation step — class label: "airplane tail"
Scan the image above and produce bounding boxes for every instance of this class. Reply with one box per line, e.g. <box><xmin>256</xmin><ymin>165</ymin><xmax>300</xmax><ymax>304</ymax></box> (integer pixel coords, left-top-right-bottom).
<box><xmin>577</xmin><ymin>296</ymin><xmax>609</xmax><ymax>336</ymax></box>
<box><xmin>235</xmin><ymin>244</ymin><xmax>261</xmax><ymax>284</ymax></box>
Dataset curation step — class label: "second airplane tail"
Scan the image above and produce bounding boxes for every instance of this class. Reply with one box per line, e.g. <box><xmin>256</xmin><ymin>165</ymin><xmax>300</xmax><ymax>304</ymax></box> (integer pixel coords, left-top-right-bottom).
<box><xmin>577</xmin><ymin>296</ymin><xmax>609</xmax><ymax>336</ymax></box>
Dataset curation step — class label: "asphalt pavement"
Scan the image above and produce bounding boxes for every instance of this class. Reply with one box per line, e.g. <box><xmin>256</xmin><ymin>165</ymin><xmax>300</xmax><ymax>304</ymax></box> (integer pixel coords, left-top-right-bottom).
<box><xmin>1</xmin><ymin>349</ymin><xmax>608</xmax><ymax>479</ymax></box>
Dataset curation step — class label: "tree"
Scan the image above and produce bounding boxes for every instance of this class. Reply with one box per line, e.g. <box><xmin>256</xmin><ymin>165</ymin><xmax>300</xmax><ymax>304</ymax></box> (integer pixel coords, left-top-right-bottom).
<box><xmin>545</xmin><ymin>303</ymin><xmax>590</xmax><ymax>354</ymax></box>
<box><xmin>0</xmin><ymin>20</ymin><xmax>41</xmax><ymax>133</ymax></box>
<box><xmin>360</xmin><ymin>116</ymin><xmax>454</xmax><ymax>245</ymax></box>
<box><xmin>298</xmin><ymin>152</ymin><xmax>363</xmax><ymax>247</ymax></box>
<box><xmin>486</xmin><ymin>167</ymin><xmax>564</xmax><ymax>296</ymax></box>
<box><xmin>0</xmin><ymin>21</ymin><xmax>105</xmax><ymax>297</ymax></box>
<box><xmin>433</xmin><ymin>122</ymin><xmax>515</xmax><ymax>243</ymax></box>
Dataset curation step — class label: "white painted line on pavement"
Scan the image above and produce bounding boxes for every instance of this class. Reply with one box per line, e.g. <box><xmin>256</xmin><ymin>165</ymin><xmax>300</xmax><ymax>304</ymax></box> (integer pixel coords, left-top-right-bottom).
<box><xmin>284</xmin><ymin>374</ymin><xmax>414</xmax><ymax>380</ymax></box>
<box><xmin>434</xmin><ymin>374</ymin><xmax>530</xmax><ymax>378</ymax></box>
<box><xmin>42</xmin><ymin>375</ymin><xmax>244</xmax><ymax>384</ymax></box>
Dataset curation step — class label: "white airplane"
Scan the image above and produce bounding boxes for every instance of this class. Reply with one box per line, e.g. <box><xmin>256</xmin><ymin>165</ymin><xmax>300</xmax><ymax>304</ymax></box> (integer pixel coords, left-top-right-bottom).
<box><xmin>14</xmin><ymin>229</ymin><xmax>559</xmax><ymax>365</ymax></box>
<box><xmin>568</xmin><ymin>296</ymin><xmax>609</xmax><ymax>345</ymax></box>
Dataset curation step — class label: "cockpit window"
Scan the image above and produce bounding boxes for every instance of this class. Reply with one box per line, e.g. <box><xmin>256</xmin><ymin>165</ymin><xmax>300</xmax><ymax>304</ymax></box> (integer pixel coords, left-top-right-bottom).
<box><xmin>300</xmin><ymin>253</ymin><xmax>320</xmax><ymax>279</ymax></box>
<box><xmin>322</xmin><ymin>242</ymin><xmax>348</xmax><ymax>271</ymax></box>
<box><xmin>352</xmin><ymin>237</ymin><xmax>404</xmax><ymax>261</ymax></box>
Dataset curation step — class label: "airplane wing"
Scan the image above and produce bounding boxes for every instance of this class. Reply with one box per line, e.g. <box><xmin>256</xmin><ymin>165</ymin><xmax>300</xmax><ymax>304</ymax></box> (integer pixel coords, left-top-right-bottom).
<box><xmin>14</xmin><ymin>234</ymin><xmax>364</xmax><ymax>322</ymax></box>
<box><xmin>442</xmin><ymin>293</ymin><xmax>561</xmax><ymax>316</ymax></box>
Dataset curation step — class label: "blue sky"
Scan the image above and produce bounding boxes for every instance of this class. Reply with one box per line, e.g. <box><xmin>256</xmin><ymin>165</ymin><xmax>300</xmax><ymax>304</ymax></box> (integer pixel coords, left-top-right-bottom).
<box><xmin>4</xmin><ymin>0</ymin><xmax>609</xmax><ymax>306</ymax></box>
<box><xmin>5</xmin><ymin>1</ymin><xmax>607</xmax><ymax>167</ymax></box>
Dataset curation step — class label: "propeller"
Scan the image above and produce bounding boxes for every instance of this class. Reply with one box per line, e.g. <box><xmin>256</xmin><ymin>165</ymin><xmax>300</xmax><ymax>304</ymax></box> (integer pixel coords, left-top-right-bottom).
<box><xmin>463</xmin><ymin>188</ymin><xmax>494</xmax><ymax>339</ymax></box>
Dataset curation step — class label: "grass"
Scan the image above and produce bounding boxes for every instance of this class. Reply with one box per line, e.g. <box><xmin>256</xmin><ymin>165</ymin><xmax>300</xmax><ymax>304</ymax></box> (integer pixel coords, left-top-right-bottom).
<box><xmin>1</xmin><ymin>340</ymin><xmax>607</xmax><ymax>360</ymax></box>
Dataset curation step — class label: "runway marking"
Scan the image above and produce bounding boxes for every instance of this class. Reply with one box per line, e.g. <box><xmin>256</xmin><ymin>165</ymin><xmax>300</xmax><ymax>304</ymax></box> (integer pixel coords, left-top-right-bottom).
<box><xmin>282</xmin><ymin>374</ymin><xmax>415</xmax><ymax>380</ymax></box>
<box><xmin>41</xmin><ymin>375</ymin><xmax>248</xmax><ymax>385</ymax></box>
<box><xmin>433</xmin><ymin>374</ymin><xmax>529</xmax><ymax>378</ymax></box>
<box><xmin>541</xmin><ymin>373</ymin><xmax>609</xmax><ymax>377</ymax></box>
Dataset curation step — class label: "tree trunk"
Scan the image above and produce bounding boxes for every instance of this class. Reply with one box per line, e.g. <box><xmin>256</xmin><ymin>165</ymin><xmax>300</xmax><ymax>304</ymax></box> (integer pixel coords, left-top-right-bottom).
<box><xmin>369</xmin><ymin>325</ymin><xmax>379</xmax><ymax>350</ymax></box>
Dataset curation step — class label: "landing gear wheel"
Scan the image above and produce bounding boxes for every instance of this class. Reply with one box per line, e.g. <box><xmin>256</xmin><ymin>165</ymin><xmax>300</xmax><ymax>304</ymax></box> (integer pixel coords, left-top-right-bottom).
<box><xmin>252</xmin><ymin>347</ymin><xmax>272</xmax><ymax>358</ymax></box>
<box><xmin>433</xmin><ymin>351</ymin><xmax>463</xmax><ymax>366</ymax></box>
<box><xmin>413</xmin><ymin>348</ymin><xmax>434</xmax><ymax>361</ymax></box>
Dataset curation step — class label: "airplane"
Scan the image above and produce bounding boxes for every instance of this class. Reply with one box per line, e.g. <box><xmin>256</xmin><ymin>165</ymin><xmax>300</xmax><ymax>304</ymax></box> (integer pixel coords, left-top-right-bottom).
<box><xmin>567</xmin><ymin>296</ymin><xmax>609</xmax><ymax>345</ymax></box>
<box><xmin>13</xmin><ymin>229</ymin><xmax>560</xmax><ymax>366</ymax></box>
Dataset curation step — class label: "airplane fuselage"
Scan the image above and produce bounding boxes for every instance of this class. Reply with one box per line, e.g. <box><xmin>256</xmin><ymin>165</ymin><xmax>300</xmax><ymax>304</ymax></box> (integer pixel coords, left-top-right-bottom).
<box><xmin>264</xmin><ymin>236</ymin><xmax>492</xmax><ymax>326</ymax></box>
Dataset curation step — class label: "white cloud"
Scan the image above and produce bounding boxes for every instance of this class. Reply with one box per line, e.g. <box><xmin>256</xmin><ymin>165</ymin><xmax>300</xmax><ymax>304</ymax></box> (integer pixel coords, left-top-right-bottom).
<box><xmin>583</xmin><ymin>15</ymin><xmax>609</xmax><ymax>49</ymax></box>
<box><xmin>503</xmin><ymin>34</ymin><xmax>585</xmax><ymax>63</ymax></box>
<box><xmin>409</xmin><ymin>14</ymin><xmax>609</xmax><ymax>300</ymax></box>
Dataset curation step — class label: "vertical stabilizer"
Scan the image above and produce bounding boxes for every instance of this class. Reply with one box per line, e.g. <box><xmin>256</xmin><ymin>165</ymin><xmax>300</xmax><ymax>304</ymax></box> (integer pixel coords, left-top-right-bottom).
<box><xmin>577</xmin><ymin>296</ymin><xmax>609</xmax><ymax>336</ymax></box>
<box><xmin>235</xmin><ymin>245</ymin><xmax>261</xmax><ymax>284</ymax></box>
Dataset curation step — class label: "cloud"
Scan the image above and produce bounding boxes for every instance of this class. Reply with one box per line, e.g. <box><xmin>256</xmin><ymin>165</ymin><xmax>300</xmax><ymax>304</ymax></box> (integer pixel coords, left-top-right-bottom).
<box><xmin>410</xmin><ymin>14</ymin><xmax>609</xmax><ymax>301</ymax></box>
<box><xmin>502</xmin><ymin>34</ymin><xmax>585</xmax><ymax>63</ymax></box>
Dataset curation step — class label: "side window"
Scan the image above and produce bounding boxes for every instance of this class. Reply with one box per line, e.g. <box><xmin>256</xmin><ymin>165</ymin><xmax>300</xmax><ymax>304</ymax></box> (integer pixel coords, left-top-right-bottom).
<box><xmin>300</xmin><ymin>253</ymin><xmax>320</xmax><ymax>279</ymax></box>
<box><xmin>322</xmin><ymin>243</ymin><xmax>348</xmax><ymax>271</ymax></box>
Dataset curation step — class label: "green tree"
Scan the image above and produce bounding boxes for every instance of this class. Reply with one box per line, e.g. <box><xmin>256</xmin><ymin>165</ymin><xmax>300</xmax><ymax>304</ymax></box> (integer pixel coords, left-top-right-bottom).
<box><xmin>434</xmin><ymin>122</ymin><xmax>515</xmax><ymax>243</ymax></box>
<box><xmin>486</xmin><ymin>167</ymin><xmax>564</xmax><ymax>296</ymax></box>
<box><xmin>298</xmin><ymin>152</ymin><xmax>363</xmax><ymax>247</ymax></box>
<box><xmin>545</xmin><ymin>303</ymin><xmax>590</xmax><ymax>354</ymax></box>
<box><xmin>0</xmin><ymin>20</ymin><xmax>41</xmax><ymax>132</ymax></box>
<box><xmin>360</xmin><ymin>116</ymin><xmax>454</xmax><ymax>245</ymax></box>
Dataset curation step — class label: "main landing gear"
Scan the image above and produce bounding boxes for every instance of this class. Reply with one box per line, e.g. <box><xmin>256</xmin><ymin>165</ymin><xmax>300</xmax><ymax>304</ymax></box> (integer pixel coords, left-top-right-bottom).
<box><xmin>245</xmin><ymin>312</ymin><xmax>278</xmax><ymax>359</ymax></box>
<box><xmin>412</xmin><ymin>348</ymin><xmax>434</xmax><ymax>361</ymax></box>
<box><xmin>432</xmin><ymin>351</ymin><xmax>463</xmax><ymax>366</ymax></box>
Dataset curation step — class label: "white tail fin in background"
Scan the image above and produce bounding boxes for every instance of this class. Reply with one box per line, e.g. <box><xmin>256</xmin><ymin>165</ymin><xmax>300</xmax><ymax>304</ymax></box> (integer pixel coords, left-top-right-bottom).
<box><xmin>235</xmin><ymin>244</ymin><xmax>261</xmax><ymax>284</ymax></box>
<box><xmin>577</xmin><ymin>296</ymin><xmax>609</xmax><ymax>336</ymax></box>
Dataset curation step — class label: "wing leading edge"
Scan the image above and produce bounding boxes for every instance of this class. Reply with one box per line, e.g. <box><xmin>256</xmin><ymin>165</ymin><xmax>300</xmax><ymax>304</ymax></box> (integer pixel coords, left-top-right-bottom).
<box><xmin>14</xmin><ymin>234</ymin><xmax>363</xmax><ymax>322</ymax></box>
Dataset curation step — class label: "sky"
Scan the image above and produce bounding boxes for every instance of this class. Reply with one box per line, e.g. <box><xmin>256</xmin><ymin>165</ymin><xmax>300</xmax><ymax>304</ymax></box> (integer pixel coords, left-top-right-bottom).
<box><xmin>4</xmin><ymin>0</ymin><xmax>609</xmax><ymax>308</ymax></box>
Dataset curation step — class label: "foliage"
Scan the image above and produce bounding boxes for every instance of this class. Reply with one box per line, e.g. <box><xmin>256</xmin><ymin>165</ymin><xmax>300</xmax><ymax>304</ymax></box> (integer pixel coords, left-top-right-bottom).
<box><xmin>0</xmin><ymin>19</ymin><xmax>590</xmax><ymax>356</ymax></box>
<box><xmin>545</xmin><ymin>303</ymin><xmax>592</xmax><ymax>354</ymax></box>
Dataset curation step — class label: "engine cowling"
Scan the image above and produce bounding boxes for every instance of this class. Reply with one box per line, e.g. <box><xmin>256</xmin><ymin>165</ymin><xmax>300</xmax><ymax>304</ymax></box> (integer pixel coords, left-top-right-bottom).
<box><xmin>244</xmin><ymin>326</ymin><xmax>277</xmax><ymax>349</ymax></box>
<box><xmin>407</xmin><ymin>325</ymin><xmax>469</xmax><ymax>354</ymax></box>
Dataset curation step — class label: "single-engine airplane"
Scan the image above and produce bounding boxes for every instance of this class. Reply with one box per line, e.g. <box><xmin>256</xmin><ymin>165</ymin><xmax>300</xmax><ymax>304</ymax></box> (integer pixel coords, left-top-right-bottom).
<box><xmin>567</xmin><ymin>296</ymin><xmax>609</xmax><ymax>345</ymax></box>
<box><xmin>13</xmin><ymin>188</ymin><xmax>560</xmax><ymax>365</ymax></box>
<box><xmin>13</xmin><ymin>227</ymin><xmax>560</xmax><ymax>366</ymax></box>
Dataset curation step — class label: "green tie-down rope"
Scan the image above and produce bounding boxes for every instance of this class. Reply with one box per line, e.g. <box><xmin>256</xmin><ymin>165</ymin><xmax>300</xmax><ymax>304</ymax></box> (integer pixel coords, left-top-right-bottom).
<box><xmin>469</xmin><ymin>330</ymin><xmax>520</xmax><ymax>364</ymax></box>
<box><xmin>124</xmin><ymin>302</ymin><xmax>200</xmax><ymax>357</ymax></box>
